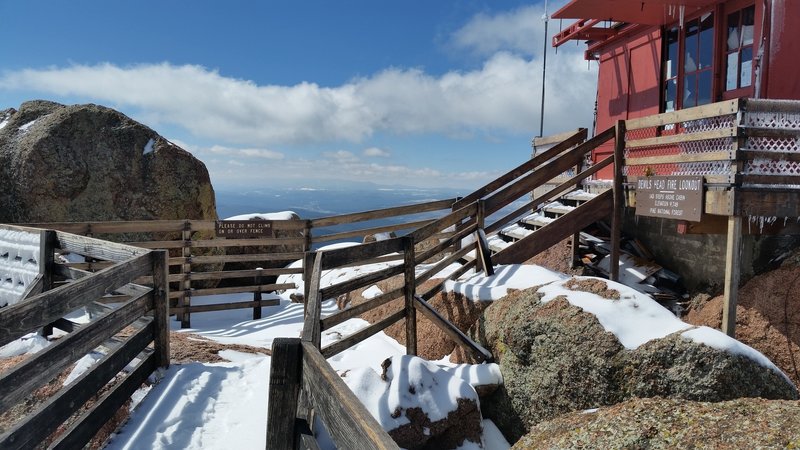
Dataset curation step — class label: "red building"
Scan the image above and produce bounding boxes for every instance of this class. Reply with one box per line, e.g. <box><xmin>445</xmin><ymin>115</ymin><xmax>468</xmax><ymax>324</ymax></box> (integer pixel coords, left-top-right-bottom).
<box><xmin>552</xmin><ymin>0</ymin><xmax>800</xmax><ymax>178</ymax></box>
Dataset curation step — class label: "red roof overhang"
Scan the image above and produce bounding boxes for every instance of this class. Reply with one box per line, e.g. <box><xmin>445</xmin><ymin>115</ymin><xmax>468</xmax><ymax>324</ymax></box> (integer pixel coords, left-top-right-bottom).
<box><xmin>552</xmin><ymin>0</ymin><xmax>718</xmax><ymax>26</ymax></box>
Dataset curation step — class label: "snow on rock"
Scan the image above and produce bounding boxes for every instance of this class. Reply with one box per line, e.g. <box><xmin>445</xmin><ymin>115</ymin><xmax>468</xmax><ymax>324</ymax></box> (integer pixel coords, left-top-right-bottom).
<box><xmin>362</xmin><ymin>285</ymin><xmax>383</xmax><ymax>299</ymax></box>
<box><xmin>143</xmin><ymin>138</ymin><xmax>155</xmax><ymax>155</ymax></box>
<box><xmin>437</xmin><ymin>361</ymin><xmax>504</xmax><ymax>395</ymax></box>
<box><xmin>0</xmin><ymin>227</ymin><xmax>42</xmax><ymax>307</ymax></box>
<box><xmin>64</xmin><ymin>351</ymin><xmax>105</xmax><ymax>386</ymax></box>
<box><xmin>224</xmin><ymin>211</ymin><xmax>298</xmax><ymax>221</ymax></box>
<box><xmin>342</xmin><ymin>355</ymin><xmax>484</xmax><ymax>449</ymax></box>
<box><xmin>0</xmin><ymin>332</ymin><xmax>50</xmax><ymax>358</ymax></box>
<box><xmin>681</xmin><ymin>326</ymin><xmax>788</xmax><ymax>379</ymax></box>
<box><xmin>445</xmin><ymin>264</ymin><xmax>568</xmax><ymax>301</ymax></box>
<box><xmin>18</xmin><ymin>119</ymin><xmax>36</xmax><ymax>132</ymax></box>
<box><xmin>538</xmin><ymin>276</ymin><xmax>688</xmax><ymax>349</ymax></box>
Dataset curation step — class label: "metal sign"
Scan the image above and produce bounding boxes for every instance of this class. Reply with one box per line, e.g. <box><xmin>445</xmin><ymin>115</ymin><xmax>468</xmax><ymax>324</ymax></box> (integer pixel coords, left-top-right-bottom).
<box><xmin>215</xmin><ymin>220</ymin><xmax>274</xmax><ymax>238</ymax></box>
<box><xmin>635</xmin><ymin>176</ymin><xmax>703</xmax><ymax>222</ymax></box>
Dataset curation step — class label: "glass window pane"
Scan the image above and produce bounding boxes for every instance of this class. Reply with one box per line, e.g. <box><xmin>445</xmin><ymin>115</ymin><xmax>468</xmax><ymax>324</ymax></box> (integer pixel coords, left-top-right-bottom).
<box><xmin>727</xmin><ymin>11</ymin><xmax>741</xmax><ymax>51</ymax></box>
<box><xmin>666</xmin><ymin>27</ymin><xmax>679</xmax><ymax>79</ymax></box>
<box><xmin>684</xmin><ymin>73</ymin><xmax>697</xmax><ymax>107</ymax></box>
<box><xmin>726</xmin><ymin>52</ymin><xmax>739</xmax><ymax>90</ymax></box>
<box><xmin>742</xmin><ymin>6</ymin><xmax>755</xmax><ymax>45</ymax></box>
<box><xmin>699</xmin><ymin>13</ymin><xmax>714</xmax><ymax>69</ymax></box>
<box><xmin>665</xmin><ymin>79</ymin><xmax>677</xmax><ymax>112</ymax></box>
<box><xmin>741</xmin><ymin>47</ymin><xmax>753</xmax><ymax>87</ymax></box>
<box><xmin>697</xmin><ymin>71</ymin><xmax>712</xmax><ymax>105</ymax></box>
<box><xmin>685</xmin><ymin>20</ymin><xmax>699</xmax><ymax>73</ymax></box>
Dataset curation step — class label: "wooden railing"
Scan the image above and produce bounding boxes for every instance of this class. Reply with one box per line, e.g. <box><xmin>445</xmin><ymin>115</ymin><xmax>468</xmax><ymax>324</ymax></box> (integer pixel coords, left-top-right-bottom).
<box><xmin>0</xmin><ymin>224</ymin><xmax>169</xmax><ymax>449</ymax></box>
<box><xmin>267</xmin><ymin>123</ymin><xmax>626</xmax><ymax>447</ymax></box>
<box><xmin>21</xmin><ymin>198</ymin><xmax>456</xmax><ymax>328</ymax></box>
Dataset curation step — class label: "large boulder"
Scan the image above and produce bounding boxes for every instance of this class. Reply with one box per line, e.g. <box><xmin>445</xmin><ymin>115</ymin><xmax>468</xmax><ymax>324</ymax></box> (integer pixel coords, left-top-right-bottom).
<box><xmin>474</xmin><ymin>277</ymin><xmax>798</xmax><ymax>443</ymax></box>
<box><xmin>514</xmin><ymin>397</ymin><xmax>800</xmax><ymax>449</ymax></box>
<box><xmin>0</xmin><ymin>100</ymin><xmax>216</xmax><ymax>223</ymax></box>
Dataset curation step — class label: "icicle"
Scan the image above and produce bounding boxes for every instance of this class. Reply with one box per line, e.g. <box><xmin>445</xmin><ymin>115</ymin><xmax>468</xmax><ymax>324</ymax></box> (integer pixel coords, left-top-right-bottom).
<box><xmin>748</xmin><ymin>215</ymin><xmax>752</xmax><ymax>234</ymax></box>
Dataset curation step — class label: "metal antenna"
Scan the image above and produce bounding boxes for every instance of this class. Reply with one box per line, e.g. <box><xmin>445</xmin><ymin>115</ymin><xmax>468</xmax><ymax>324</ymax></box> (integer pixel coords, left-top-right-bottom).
<box><xmin>539</xmin><ymin>0</ymin><xmax>549</xmax><ymax>138</ymax></box>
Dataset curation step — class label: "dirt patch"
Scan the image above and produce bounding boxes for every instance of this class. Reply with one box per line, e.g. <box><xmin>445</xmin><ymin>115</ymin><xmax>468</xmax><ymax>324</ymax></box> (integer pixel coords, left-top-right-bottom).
<box><xmin>564</xmin><ymin>279</ymin><xmax>620</xmax><ymax>300</ymax></box>
<box><xmin>170</xmin><ymin>331</ymin><xmax>269</xmax><ymax>363</ymax></box>
<box><xmin>684</xmin><ymin>259</ymin><xmax>800</xmax><ymax>387</ymax></box>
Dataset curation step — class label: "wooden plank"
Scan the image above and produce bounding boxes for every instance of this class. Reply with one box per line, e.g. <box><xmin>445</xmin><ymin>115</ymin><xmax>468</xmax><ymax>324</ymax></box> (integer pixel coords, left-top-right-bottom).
<box><xmin>408</xmin><ymin>202</ymin><xmax>478</xmax><ymax>243</ymax></box>
<box><xmin>132</xmin><ymin>237</ymin><xmax>307</xmax><ymax>249</ymax></box>
<box><xmin>484</xmin><ymin>156</ymin><xmax>612</xmax><ymax>234</ymax></box>
<box><xmin>624</xmin><ymin>99</ymin><xmax>741</xmax><ymax>130</ymax></box>
<box><xmin>320</xmin><ymin>238</ymin><xmax>404</xmax><ymax>270</ymax></box>
<box><xmin>740</xmin><ymin>174</ymin><xmax>800</xmax><ymax>185</ymax></box>
<box><xmin>625</xmin><ymin>150</ymin><xmax>735</xmax><ymax>165</ymax></box>
<box><xmin>493</xmin><ymin>190</ymin><xmax>613</xmax><ymax>265</ymax></box>
<box><xmin>319</xmin><ymin>264</ymin><xmax>405</xmax><ymax>301</ymax></box>
<box><xmin>743</xmin><ymin>98</ymin><xmax>800</xmax><ymax>113</ymax></box>
<box><xmin>311</xmin><ymin>218</ymin><xmax>434</xmax><ymax>244</ymax></box>
<box><xmin>736</xmin><ymin>189</ymin><xmax>800</xmax><ymax>217</ymax></box>
<box><xmin>533</xmin><ymin>128</ymin><xmax>588</xmax><ymax>147</ymax></box>
<box><xmin>0</xmin><ymin>323</ymin><xmax>154</xmax><ymax>450</ymax></box>
<box><xmin>302</xmin><ymin>253</ymin><xmax>324</xmax><ymax>348</ymax></box>
<box><xmin>169</xmin><ymin>283</ymin><xmax>295</xmax><ymax>299</ymax></box>
<box><xmin>739</xmin><ymin>150</ymin><xmax>800</xmax><ymax>162</ymax></box>
<box><xmin>320</xmin><ymin>287</ymin><xmax>404</xmax><ymax>330</ymax></box>
<box><xmin>484</xmin><ymin>132</ymin><xmax>612</xmax><ymax>217</ymax></box>
<box><xmin>455</xmin><ymin>128</ymin><xmax>593</xmax><ymax>208</ymax></box>
<box><xmin>476</xmin><ymin>230</ymin><xmax>494</xmax><ymax>276</ymax></box>
<box><xmin>171</xmin><ymin>298</ymin><xmax>280</xmax><ymax>314</ymax></box>
<box><xmin>310</xmin><ymin>198</ymin><xmax>456</xmax><ymax>228</ymax></box>
<box><xmin>55</xmin><ymin>231</ymin><xmax>149</xmax><ymax>262</ymax></box>
<box><xmin>167</xmin><ymin>267</ymin><xmax>304</xmax><ymax>282</ymax></box>
<box><xmin>402</xmin><ymin>236</ymin><xmax>417</xmax><ymax>356</ymax></box>
<box><xmin>0</xmin><ymin>253</ymin><xmax>152</xmax><ymax>347</ymax></box>
<box><xmin>413</xmin><ymin>296</ymin><xmax>492</xmax><ymax>363</ymax></box>
<box><xmin>266</xmin><ymin>338</ymin><xmax>303</xmax><ymax>450</ymax></box>
<box><xmin>627</xmin><ymin>174</ymin><xmax>735</xmax><ymax>185</ymax></box>
<box><xmin>321</xmin><ymin>308</ymin><xmax>406</xmax><ymax>359</ymax></box>
<box><xmin>0</xmin><ymin>291</ymin><xmax>152</xmax><ymax>413</ymax></box>
<box><xmin>301</xmin><ymin>341</ymin><xmax>400</xmax><ymax>449</ymax></box>
<box><xmin>611</xmin><ymin>120</ymin><xmax>625</xmax><ymax>282</ymax></box>
<box><xmin>722</xmin><ymin>215</ymin><xmax>742</xmax><ymax>338</ymax></box>
<box><xmin>705</xmin><ymin>189</ymin><xmax>735</xmax><ymax>215</ymax></box>
<box><xmin>626</xmin><ymin>127</ymin><xmax>737</xmax><ymax>149</ymax></box>
<box><xmin>21</xmin><ymin>220</ymin><xmax>188</xmax><ymax>234</ymax></box>
<box><xmin>742</xmin><ymin>127</ymin><xmax>800</xmax><ymax>139</ymax></box>
<box><xmin>172</xmin><ymin>252</ymin><xmax>305</xmax><ymax>265</ymax></box>
<box><xmin>415</xmin><ymin>244</ymin><xmax>475</xmax><ymax>287</ymax></box>
<box><xmin>414</xmin><ymin>222</ymin><xmax>477</xmax><ymax>264</ymax></box>
<box><xmin>50</xmin><ymin>351</ymin><xmax>158</xmax><ymax>450</ymax></box>
<box><xmin>150</xmin><ymin>250</ymin><xmax>170</xmax><ymax>368</ymax></box>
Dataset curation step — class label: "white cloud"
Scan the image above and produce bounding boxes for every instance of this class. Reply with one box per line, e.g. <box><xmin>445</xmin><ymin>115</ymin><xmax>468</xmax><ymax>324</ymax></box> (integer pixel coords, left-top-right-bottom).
<box><xmin>450</xmin><ymin>5</ymin><xmax>548</xmax><ymax>57</ymax></box>
<box><xmin>0</xmin><ymin>49</ymin><xmax>595</xmax><ymax>147</ymax></box>
<box><xmin>208</xmin><ymin>144</ymin><xmax>284</xmax><ymax>160</ymax></box>
<box><xmin>363</xmin><ymin>147</ymin><xmax>390</xmax><ymax>157</ymax></box>
<box><xmin>322</xmin><ymin>150</ymin><xmax>358</xmax><ymax>161</ymax></box>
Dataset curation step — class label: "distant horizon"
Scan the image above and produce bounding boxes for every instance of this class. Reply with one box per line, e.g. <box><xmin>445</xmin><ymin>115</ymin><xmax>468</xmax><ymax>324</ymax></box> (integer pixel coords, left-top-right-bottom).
<box><xmin>0</xmin><ymin>0</ymin><xmax>596</xmax><ymax>190</ymax></box>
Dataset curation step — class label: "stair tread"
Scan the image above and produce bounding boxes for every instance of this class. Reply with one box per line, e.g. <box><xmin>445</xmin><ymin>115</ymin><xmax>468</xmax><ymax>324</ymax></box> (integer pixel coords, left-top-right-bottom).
<box><xmin>500</xmin><ymin>223</ymin><xmax>535</xmax><ymax>240</ymax></box>
<box><xmin>486</xmin><ymin>234</ymin><xmax>512</xmax><ymax>252</ymax></box>
<box><xmin>561</xmin><ymin>190</ymin><xmax>598</xmax><ymax>202</ymax></box>
<box><xmin>521</xmin><ymin>212</ymin><xmax>556</xmax><ymax>228</ymax></box>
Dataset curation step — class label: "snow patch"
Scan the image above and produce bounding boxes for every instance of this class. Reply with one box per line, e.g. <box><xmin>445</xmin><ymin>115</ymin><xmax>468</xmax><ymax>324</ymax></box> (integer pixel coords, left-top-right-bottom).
<box><xmin>445</xmin><ymin>264</ymin><xmax>568</xmax><ymax>301</ymax></box>
<box><xmin>0</xmin><ymin>332</ymin><xmax>50</xmax><ymax>358</ymax></box>
<box><xmin>362</xmin><ymin>285</ymin><xmax>383</xmax><ymax>299</ymax></box>
<box><xmin>19</xmin><ymin>120</ymin><xmax>36</xmax><ymax>132</ymax></box>
<box><xmin>64</xmin><ymin>351</ymin><xmax>105</xmax><ymax>386</ymax></box>
<box><xmin>224</xmin><ymin>211</ymin><xmax>297</xmax><ymax>221</ymax></box>
<box><xmin>143</xmin><ymin>138</ymin><xmax>155</xmax><ymax>155</ymax></box>
<box><xmin>0</xmin><ymin>118</ymin><xmax>9</xmax><ymax>130</ymax></box>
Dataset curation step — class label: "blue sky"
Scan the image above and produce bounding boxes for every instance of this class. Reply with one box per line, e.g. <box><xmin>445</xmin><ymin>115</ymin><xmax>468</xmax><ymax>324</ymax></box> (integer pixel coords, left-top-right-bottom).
<box><xmin>0</xmin><ymin>0</ymin><xmax>597</xmax><ymax>191</ymax></box>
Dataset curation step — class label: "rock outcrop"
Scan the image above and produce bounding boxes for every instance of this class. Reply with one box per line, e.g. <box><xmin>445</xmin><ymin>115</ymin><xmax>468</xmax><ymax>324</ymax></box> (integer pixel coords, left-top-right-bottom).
<box><xmin>474</xmin><ymin>280</ymin><xmax>798</xmax><ymax>442</ymax></box>
<box><xmin>0</xmin><ymin>100</ymin><xmax>216</xmax><ymax>223</ymax></box>
<box><xmin>514</xmin><ymin>397</ymin><xmax>800</xmax><ymax>449</ymax></box>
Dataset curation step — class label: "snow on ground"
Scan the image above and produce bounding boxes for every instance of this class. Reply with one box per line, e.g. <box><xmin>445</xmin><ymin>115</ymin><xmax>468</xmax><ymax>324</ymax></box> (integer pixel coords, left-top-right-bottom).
<box><xmin>2</xmin><ymin>237</ymin><xmax>784</xmax><ymax>449</ymax></box>
<box><xmin>224</xmin><ymin>211</ymin><xmax>298</xmax><ymax>221</ymax></box>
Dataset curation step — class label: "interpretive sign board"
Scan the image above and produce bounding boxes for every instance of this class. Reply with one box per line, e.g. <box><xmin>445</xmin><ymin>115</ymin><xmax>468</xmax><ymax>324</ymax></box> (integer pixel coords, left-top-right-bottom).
<box><xmin>635</xmin><ymin>176</ymin><xmax>703</xmax><ymax>222</ymax></box>
<box><xmin>215</xmin><ymin>220</ymin><xmax>274</xmax><ymax>238</ymax></box>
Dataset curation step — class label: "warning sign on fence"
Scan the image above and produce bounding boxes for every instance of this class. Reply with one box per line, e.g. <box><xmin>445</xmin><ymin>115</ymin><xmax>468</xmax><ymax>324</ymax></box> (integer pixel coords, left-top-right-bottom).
<box><xmin>215</xmin><ymin>220</ymin><xmax>274</xmax><ymax>238</ymax></box>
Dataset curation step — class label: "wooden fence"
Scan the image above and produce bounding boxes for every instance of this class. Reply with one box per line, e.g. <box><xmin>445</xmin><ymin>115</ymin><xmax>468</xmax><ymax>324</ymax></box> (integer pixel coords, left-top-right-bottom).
<box><xmin>0</xmin><ymin>224</ymin><xmax>169</xmax><ymax>449</ymax></box>
<box><xmin>267</xmin><ymin>123</ymin><xmax>626</xmax><ymax>447</ymax></box>
<box><xmin>22</xmin><ymin>198</ymin><xmax>457</xmax><ymax>328</ymax></box>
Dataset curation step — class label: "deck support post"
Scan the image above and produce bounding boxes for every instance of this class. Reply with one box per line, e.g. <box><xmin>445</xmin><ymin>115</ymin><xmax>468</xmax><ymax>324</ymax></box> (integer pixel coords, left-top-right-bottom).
<box><xmin>402</xmin><ymin>236</ymin><xmax>417</xmax><ymax>356</ymax></box>
<box><xmin>610</xmin><ymin>120</ymin><xmax>626</xmax><ymax>282</ymax></box>
<box><xmin>722</xmin><ymin>215</ymin><xmax>742</xmax><ymax>337</ymax></box>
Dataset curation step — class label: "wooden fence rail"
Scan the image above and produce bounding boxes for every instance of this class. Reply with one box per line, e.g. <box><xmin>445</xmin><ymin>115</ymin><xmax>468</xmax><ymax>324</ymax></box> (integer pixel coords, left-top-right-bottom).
<box><xmin>0</xmin><ymin>226</ymin><xmax>169</xmax><ymax>449</ymax></box>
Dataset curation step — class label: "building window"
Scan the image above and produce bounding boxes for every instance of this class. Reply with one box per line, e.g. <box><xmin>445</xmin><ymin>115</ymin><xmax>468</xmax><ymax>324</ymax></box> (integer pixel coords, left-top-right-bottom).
<box><xmin>662</xmin><ymin>12</ymin><xmax>715</xmax><ymax>112</ymax></box>
<box><xmin>725</xmin><ymin>5</ymin><xmax>755</xmax><ymax>91</ymax></box>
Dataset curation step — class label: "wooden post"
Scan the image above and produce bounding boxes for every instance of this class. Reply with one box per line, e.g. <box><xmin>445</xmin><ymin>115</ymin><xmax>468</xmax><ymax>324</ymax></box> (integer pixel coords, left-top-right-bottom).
<box><xmin>402</xmin><ymin>236</ymin><xmax>417</xmax><ymax>356</ymax></box>
<box><xmin>151</xmin><ymin>250</ymin><xmax>171</xmax><ymax>368</ymax></box>
<box><xmin>180</xmin><ymin>223</ymin><xmax>192</xmax><ymax>328</ymax></box>
<box><xmin>610</xmin><ymin>120</ymin><xmax>626</xmax><ymax>282</ymax></box>
<box><xmin>253</xmin><ymin>269</ymin><xmax>263</xmax><ymax>320</ymax></box>
<box><xmin>39</xmin><ymin>230</ymin><xmax>56</xmax><ymax>337</ymax></box>
<box><xmin>303</xmin><ymin>252</ymin><xmax>315</xmax><ymax>316</ymax></box>
<box><xmin>266</xmin><ymin>338</ymin><xmax>302</xmax><ymax>450</ymax></box>
<box><xmin>570</xmin><ymin>232</ymin><xmax>581</xmax><ymax>269</ymax></box>
<box><xmin>722</xmin><ymin>215</ymin><xmax>742</xmax><ymax>338</ymax></box>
